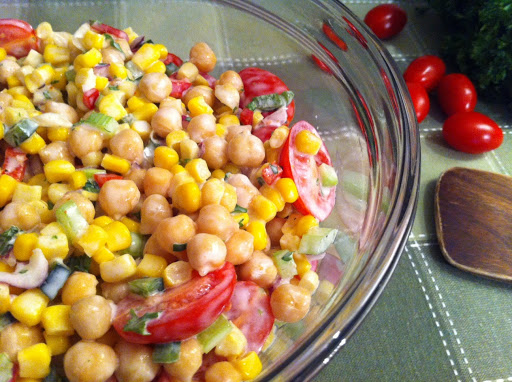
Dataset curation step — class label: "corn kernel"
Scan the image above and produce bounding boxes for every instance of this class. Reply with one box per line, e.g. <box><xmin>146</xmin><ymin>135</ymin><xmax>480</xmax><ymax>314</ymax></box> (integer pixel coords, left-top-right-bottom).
<box><xmin>163</xmin><ymin>260</ymin><xmax>193</xmax><ymax>288</ymax></box>
<box><xmin>220</xmin><ymin>183</ymin><xmax>237</xmax><ymax>212</ymax></box>
<box><xmin>83</xmin><ymin>30</ymin><xmax>106</xmax><ymax>50</ymax></box>
<box><xmin>295</xmin><ymin>215</ymin><xmax>319</xmax><ymax>236</ymax></box>
<box><xmin>154</xmin><ymin>146</ymin><xmax>179</xmax><ymax>171</ymax></box>
<box><xmin>10</xmin><ymin>289</ymin><xmax>49</xmax><ymax>326</ymax></box>
<box><xmin>77</xmin><ymin>224</ymin><xmax>109</xmax><ymax>256</ymax></box>
<box><xmin>81</xmin><ymin>151</ymin><xmax>103</xmax><ymax>167</ymax></box>
<box><xmin>120</xmin><ymin>217</ymin><xmax>141</xmax><ymax>233</ymax></box>
<box><xmin>17</xmin><ymin>343</ymin><xmax>51</xmax><ymax>379</ymax></box>
<box><xmin>92</xmin><ymin>215</ymin><xmax>114</xmax><ymax>227</ymax></box>
<box><xmin>0</xmin><ymin>47</ymin><xmax>6</xmax><ymax>61</ymax></box>
<box><xmin>0</xmin><ymin>283</ymin><xmax>11</xmax><ymax>314</ymax></box>
<box><xmin>136</xmin><ymin>254</ymin><xmax>167</xmax><ymax>278</ymax></box>
<box><xmin>3</xmin><ymin>106</ymin><xmax>28</xmax><ymax>125</ymax></box>
<box><xmin>211</xmin><ymin>169</ymin><xmax>226</xmax><ymax>180</ymax></box>
<box><xmin>231</xmin><ymin>351</ymin><xmax>262</xmax><ymax>380</ymax></box>
<box><xmin>187</xmin><ymin>96</ymin><xmax>213</xmax><ymax>118</ymax></box>
<box><xmin>13</xmin><ymin>233</ymin><xmax>39</xmax><ymax>262</ymax></box>
<box><xmin>293</xmin><ymin>253</ymin><xmax>312</xmax><ymax>277</ymax></box>
<box><xmin>43</xmin><ymin>44</ymin><xmax>70</xmax><ymax>66</ymax></box>
<box><xmin>51</xmin><ymin>67</ymin><xmax>67</xmax><ymax>90</ymax></box>
<box><xmin>43</xmin><ymin>333</ymin><xmax>70</xmax><ymax>356</ymax></box>
<box><xmin>100</xmin><ymin>254</ymin><xmax>137</xmax><ymax>283</ymax></box>
<box><xmin>201</xmin><ymin>178</ymin><xmax>225</xmax><ymax>206</ymax></box>
<box><xmin>165</xmin><ymin>130</ymin><xmax>189</xmax><ymax>152</ymax></box>
<box><xmin>127</xmin><ymin>95</ymin><xmax>148</xmax><ymax>111</ymax></box>
<box><xmin>185</xmin><ymin>158</ymin><xmax>211</xmax><ymax>183</ymax></box>
<box><xmin>40</xmin><ymin>222</ymin><xmax>64</xmax><ymax>236</ymax></box>
<box><xmin>231</xmin><ymin>212</ymin><xmax>249</xmax><ymax>228</ymax></box>
<box><xmin>7</xmin><ymin>75</ymin><xmax>22</xmax><ymax>88</ymax></box>
<box><xmin>74</xmin><ymin>68</ymin><xmax>96</xmax><ymax>92</ymax></box>
<box><xmin>47</xmin><ymin>126</ymin><xmax>70</xmax><ymax>142</ymax></box>
<box><xmin>131</xmin><ymin>120</ymin><xmax>151</xmax><ymax>140</ymax></box>
<box><xmin>92</xmin><ymin>246</ymin><xmax>115</xmax><ymax>264</ymax></box>
<box><xmin>12</xmin><ymin>183</ymin><xmax>42</xmax><ymax>203</ymax></box>
<box><xmin>215</xmin><ymin>123</ymin><xmax>227</xmax><ymax>137</ymax></box>
<box><xmin>47</xmin><ymin>183</ymin><xmax>72</xmax><ymax>204</ymax></box>
<box><xmin>246</xmin><ymin>220</ymin><xmax>267</xmax><ymax>251</ymax></box>
<box><xmin>131</xmin><ymin>102</ymin><xmax>158</xmax><ymax>122</ymax></box>
<box><xmin>44</xmin><ymin>160</ymin><xmax>75</xmax><ymax>183</ymax></box>
<box><xmin>146</xmin><ymin>60</ymin><xmax>166</xmax><ymax>74</ymax></box>
<box><xmin>170</xmin><ymin>164</ymin><xmax>186</xmax><ymax>175</ymax></box>
<box><xmin>69</xmin><ymin>171</ymin><xmax>87</xmax><ymax>190</ymax></box>
<box><xmin>74</xmin><ymin>48</ymin><xmax>102</xmax><ymax>69</ymax></box>
<box><xmin>279</xmin><ymin>233</ymin><xmax>300</xmax><ymax>252</ymax></box>
<box><xmin>154</xmin><ymin>44</ymin><xmax>168</xmax><ymax>59</ymax></box>
<box><xmin>215</xmin><ymin>324</ymin><xmax>247</xmax><ymax>358</ymax></box>
<box><xmin>104</xmin><ymin>221</ymin><xmax>132</xmax><ymax>252</ymax></box>
<box><xmin>176</xmin><ymin>62</ymin><xmax>198</xmax><ymax>82</ymax></box>
<box><xmin>250</xmin><ymin>195</ymin><xmax>277</xmax><ymax>222</ymax></box>
<box><xmin>99</xmin><ymin>93</ymin><xmax>128</xmax><ymax>121</ymax></box>
<box><xmin>260</xmin><ymin>185</ymin><xmax>285</xmax><ymax>212</ymax></box>
<box><xmin>0</xmin><ymin>174</ymin><xmax>18</xmax><ymax>208</ymax></box>
<box><xmin>218</xmin><ymin>114</ymin><xmax>240</xmax><ymax>127</ymax></box>
<box><xmin>222</xmin><ymin>163</ymin><xmax>240</xmax><ymax>175</ymax></box>
<box><xmin>110</xmin><ymin>62</ymin><xmax>128</xmax><ymax>79</ymax></box>
<box><xmin>173</xmin><ymin>182</ymin><xmax>201</xmax><ymax>213</ymax></box>
<box><xmin>101</xmin><ymin>153</ymin><xmax>131</xmax><ymax>175</ymax></box>
<box><xmin>95</xmin><ymin>75</ymin><xmax>109</xmax><ymax>91</ymax></box>
<box><xmin>41</xmin><ymin>305</ymin><xmax>74</xmax><ymax>336</ymax></box>
<box><xmin>123</xmin><ymin>27</ymin><xmax>139</xmax><ymax>43</ymax></box>
<box><xmin>180</xmin><ymin>138</ymin><xmax>199</xmax><ymax>160</ymax></box>
<box><xmin>295</xmin><ymin>129</ymin><xmax>322</xmax><ymax>155</ymax></box>
<box><xmin>275</xmin><ymin>177</ymin><xmax>299</xmax><ymax>204</ymax></box>
<box><xmin>37</xmin><ymin>233</ymin><xmax>69</xmax><ymax>260</ymax></box>
<box><xmin>132</xmin><ymin>43</ymin><xmax>160</xmax><ymax>71</ymax></box>
<box><xmin>299</xmin><ymin>270</ymin><xmax>319</xmax><ymax>294</ymax></box>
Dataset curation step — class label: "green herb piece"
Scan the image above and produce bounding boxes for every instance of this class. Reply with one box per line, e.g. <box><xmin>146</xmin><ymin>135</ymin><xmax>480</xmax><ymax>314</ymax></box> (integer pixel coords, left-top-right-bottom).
<box><xmin>119</xmin><ymin>114</ymin><xmax>135</xmax><ymax>125</ymax></box>
<box><xmin>123</xmin><ymin>309</ymin><xmax>161</xmax><ymax>335</ymax></box>
<box><xmin>47</xmin><ymin>201</ymin><xmax>54</xmax><ymax>210</ymax></box>
<box><xmin>257</xmin><ymin>177</ymin><xmax>265</xmax><ymax>186</ymax></box>
<box><xmin>281</xmin><ymin>251</ymin><xmax>293</xmax><ymax>262</ymax></box>
<box><xmin>43</xmin><ymin>90</ymin><xmax>52</xmax><ymax>100</ymax></box>
<box><xmin>0</xmin><ymin>226</ymin><xmax>21</xmax><ymax>256</ymax></box>
<box><xmin>0</xmin><ymin>313</ymin><xmax>15</xmax><ymax>331</ymax></box>
<box><xmin>247</xmin><ymin>91</ymin><xmax>294</xmax><ymax>112</ymax></box>
<box><xmin>173</xmin><ymin>243</ymin><xmax>187</xmax><ymax>252</ymax></box>
<box><xmin>83</xmin><ymin>179</ymin><xmax>100</xmax><ymax>193</ymax></box>
<box><xmin>224</xmin><ymin>172</ymin><xmax>231</xmax><ymax>181</ymax></box>
<box><xmin>184</xmin><ymin>116</ymin><xmax>192</xmax><ymax>122</ymax></box>
<box><xmin>65</xmin><ymin>69</ymin><xmax>76</xmax><ymax>82</ymax></box>
<box><xmin>180</xmin><ymin>158</ymin><xmax>191</xmax><ymax>166</ymax></box>
<box><xmin>152</xmin><ymin>342</ymin><xmax>181</xmax><ymax>364</ymax></box>
<box><xmin>109</xmin><ymin>85</ymin><xmax>119</xmax><ymax>91</ymax></box>
<box><xmin>128</xmin><ymin>277</ymin><xmax>164</xmax><ymax>297</ymax></box>
<box><xmin>104</xmin><ymin>33</ymin><xmax>124</xmax><ymax>53</ymax></box>
<box><xmin>4</xmin><ymin>119</ymin><xmax>39</xmax><ymax>147</ymax></box>
<box><xmin>0</xmin><ymin>352</ymin><xmax>13</xmax><ymax>382</ymax></box>
<box><xmin>165</xmin><ymin>63</ymin><xmax>179</xmax><ymax>76</ymax></box>
<box><xmin>238</xmin><ymin>219</ymin><xmax>244</xmax><ymax>228</ymax></box>
<box><xmin>65</xmin><ymin>255</ymin><xmax>92</xmax><ymax>273</ymax></box>
<box><xmin>232</xmin><ymin>204</ymin><xmax>247</xmax><ymax>214</ymax></box>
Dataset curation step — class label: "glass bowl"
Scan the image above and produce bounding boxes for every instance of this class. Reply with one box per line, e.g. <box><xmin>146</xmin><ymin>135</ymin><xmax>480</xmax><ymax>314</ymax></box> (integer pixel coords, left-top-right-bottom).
<box><xmin>4</xmin><ymin>0</ymin><xmax>420</xmax><ymax>380</ymax></box>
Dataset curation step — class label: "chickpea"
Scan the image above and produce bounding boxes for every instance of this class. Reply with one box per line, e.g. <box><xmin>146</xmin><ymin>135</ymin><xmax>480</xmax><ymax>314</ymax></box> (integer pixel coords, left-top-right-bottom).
<box><xmin>187</xmin><ymin>113</ymin><xmax>216</xmax><ymax>143</ymax></box>
<box><xmin>215</xmin><ymin>83</ymin><xmax>240</xmax><ymax>110</ymax></box>
<box><xmin>155</xmin><ymin>215</ymin><xmax>196</xmax><ymax>255</ymax></box>
<box><xmin>189</xmin><ymin>42</ymin><xmax>216</xmax><ymax>73</ymax></box>
<box><xmin>114</xmin><ymin>340</ymin><xmax>159</xmax><ymax>382</ymax></box>
<box><xmin>225</xmin><ymin>229</ymin><xmax>254</xmax><ymax>265</ymax></box>
<box><xmin>54</xmin><ymin>191</ymin><xmax>95</xmax><ymax>224</ymax></box>
<box><xmin>202</xmin><ymin>136</ymin><xmax>228</xmax><ymax>169</ymax></box>
<box><xmin>228</xmin><ymin>132</ymin><xmax>265</xmax><ymax>167</ymax></box>
<box><xmin>182</xmin><ymin>85</ymin><xmax>215</xmax><ymax>107</ymax></box>
<box><xmin>0</xmin><ymin>202</ymin><xmax>40</xmax><ymax>231</ymax></box>
<box><xmin>139</xmin><ymin>72</ymin><xmax>173</xmax><ymax>103</ymax></box>
<box><xmin>0</xmin><ymin>92</ymin><xmax>13</xmax><ymax>111</ymax></box>
<box><xmin>61</xmin><ymin>271</ymin><xmax>98</xmax><ymax>305</ymax></box>
<box><xmin>187</xmin><ymin>233</ymin><xmax>226</xmax><ymax>276</ymax></box>
<box><xmin>0</xmin><ymin>59</ymin><xmax>20</xmax><ymax>84</ymax></box>
<box><xmin>70</xmin><ymin>295</ymin><xmax>112</xmax><ymax>340</ymax></box>
<box><xmin>220</xmin><ymin>183</ymin><xmax>238</xmax><ymax>212</ymax></box>
<box><xmin>151</xmin><ymin>106</ymin><xmax>182</xmax><ymax>138</ymax></box>
<box><xmin>68</xmin><ymin>126</ymin><xmax>103</xmax><ymax>158</ymax></box>
<box><xmin>110</xmin><ymin>128</ymin><xmax>144</xmax><ymax>163</ymax></box>
<box><xmin>160</xmin><ymin>97</ymin><xmax>185</xmax><ymax>114</ymax></box>
<box><xmin>140</xmin><ymin>194</ymin><xmax>172</xmax><ymax>235</ymax></box>
<box><xmin>266</xmin><ymin>217</ymin><xmax>286</xmax><ymax>247</ymax></box>
<box><xmin>227</xmin><ymin>174</ymin><xmax>259</xmax><ymax>209</ymax></box>
<box><xmin>43</xmin><ymin>101</ymin><xmax>79</xmax><ymax>124</ymax></box>
<box><xmin>101</xmin><ymin>46</ymin><xmax>125</xmax><ymax>65</ymax></box>
<box><xmin>144</xmin><ymin>234</ymin><xmax>177</xmax><ymax>263</ymax></box>
<box><xmin>101</xmin><ymin>281</ymin><xmax>130</xmax><ymax>304</ymax></box>
<box><xmin>217</xmin><ymin>70</ymin><xmax>243</xmax><ymax>92</ymax></box>
<box><xmin>0</xmin><ymin>322</ymin><xmax>43</xmax><ymax>361</ymax></box>
<box><xmin>98</xmin><ymin>179</ymin><xmax>140</xmax><ymax>220</ymax></box>
<box><xmin>38</xmin><ymin>141</ymin><xmax>74</xmax><ymax>164</ymax></box>
<box><xmin>225</xmin><ymin>124</ymin><xmax>252</xmax><ymax>142</ymax></box>
<box><xmin>124</xmin><ymin>168</ymin><xmax>147</xmax><ymax>192</ymax></box>
<box><xmin>270</xmin><ymin>283</ymin><xmax>311</xmax><ymax>323</ymax></box>
<box><xmin>143</xmin><ymin>167</ymin><xmax>172</xmax><ymax>197</ymax></box>
<box><xmin>196</xmin><ymin>204</ymin><xmax>237</xmax><ymax>241</ymax></box>
<box><xmin>64</xmin><ymin>341</ymin><xmax>118</xmax><ymax>382</ymax></box>
<box><xmin>201</xmin><ymin>178</ymin><xmax>225</xmax><ymax>206</ymax></box>
<box><xmin>205</xmin><ymin>362</ymin><xmax>242</xmax><ymax>382</ymax></box>
<box><xmin>238</xmin><ymin>250</ymin><xmax>277</xmax><ymax>288</ymax></box>
<box><xmin>163</xmin><ymin>338</ymin><xmax>202</xmax><ymax>382</ymax></box>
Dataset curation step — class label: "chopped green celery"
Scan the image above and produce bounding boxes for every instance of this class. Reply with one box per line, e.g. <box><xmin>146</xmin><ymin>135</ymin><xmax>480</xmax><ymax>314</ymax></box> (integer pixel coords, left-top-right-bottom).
<box><xmin>298</xmin><ymin>226</ymin><xmax>338</xmax><ymax>255</ymax></box>
<box><xmin>272</xmin><ymin>250</ymin><xmax>298</xmax><ymax>279</ymax></box>
<box><xmin>80</xmin><ymin>168</ymin><xmax>106</xmax><ymax>179</ymax></box>
<box><xmin>152</xmin><ymin>342</ymin><xmax>181</xmax><ymax>364</ymax></box>
<box><xmin>55</xmin><ymin>200</ymin><xmax>89</xmax><ymax>243</ymax></box>
<box><xmin>0</xmin><ymin>313</ymin><xmax>15</xmax><ymax>331</ymax></box>
<box><xmin>0</xmin><ymin>226</ymin><xmax>21</xmax><ymax>256</ymax></box>
<box><xmin>197</xmin><ymin>315</ymin><xmax>232</xmax><ymax>353</ymax></box>
<box><xmin>247</xmin><ymin>91</ymin><xmax>294</xmax><ymax>112</ymax></box>
<box><xmin>123</xmin><ymin>309</ymin><xmax>162</xmax><ymax>335</ymax></box>
<box><xmin>82</xmin><ymin>112</ymin><xmax>119</xmax><ymax>137</ymax></box>
<box><xmin>123</xmin><ymin>232</ymin><xmax>146</xmax><ymax>258</ymax></box>
<box><xmin>0</xmin><ymin>352</ymin><xmax>13</xmax><ymax>382</ymax></box>
<box><xmin>341</xmin><ymin>169</ymin><xmax>369</xmax><ymax>201</ymax></box>
<box><xmin>128</xmin><ymin>277</ymin><xmax>164</xmax><ymax>297</ymax></box>
<box><xmin>65</xmin><ymin>255</ymin><xmax>92</xmax><ymax>273</ymax></box>
<box><xmin>40</xmin><ymin>262</ymin><xmax>72</xmax><ymax>300</ymax></box>
<box><xmin>4</xmin><ymin>118</ymin><xmax>39</xmax><ymax>147</ymax></box>
<box><xmin>319</xmin><ymin>163</ymin><xmax>338</xmax><ymax>187</ymax></box>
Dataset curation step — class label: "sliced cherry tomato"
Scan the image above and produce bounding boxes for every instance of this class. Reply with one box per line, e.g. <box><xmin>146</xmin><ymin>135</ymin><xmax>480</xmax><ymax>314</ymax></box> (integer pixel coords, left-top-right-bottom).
<box><xmin>261</xmin><ymin>163</ymin><xmax>283</xmax><ymax>185</ymax></box>
<box><xmin>364</xmin><ymin>4</ymin><xmax>407</xmax><ymax>40</ymax></box>
<box><xmin>442</xmin><ymin>111</ymin><xmax>503</xmax><ymax>154</ymax></box>
<box><xmin>224</xmin><ymin>281</ymin><xmax>274</xmax><ymax>353</ymax></box>
<box><xmin>83</xmin><ymin>88</ymin><xmax>100</xmax><ymax>110</ymax></box>
<box><xmin>437</xmin><ymin>73</ymin><xmax>477</xmax><ymax>116</ymax></box>
<box><xmin>113</xmin><ymin>262</ymin><xmax>236</xmax><ymax>344</ymax></box>
<box><xmin>279</xmin><ymin>121</ymin><xmax>335</xmax><ymax>221</ymax></box>
<box><xmin>0</xmin><ymin>19</ymin><xmax>38</xmax><ymax>58</ymax></box>
<box><xmin>2</xmin><ymin>147</ymin><xmax>27</xmax><ymax>181</ymax></box>
<box><xmin>169</xmin><ymin>78</ymin><xmax>192</xmax><ymax>99</ymax></box>
<box><xmin>406</xmin><ymin>82</ymin><xmax>430</xmax><ymax>123</ymax></box>
<box><xmin>239</xmin><ymin>67</ymin><xmax>295</xmax><ymax>129</ymax></box>
<box><xmin>162</xmin><ymin>52</ymin><xmax>183</xmax><ymax>67</ymax></box>
<box><xmin>91</xmin><ymin>22</ymin><xmax>129</xmax><ymax>42</ymax></box>
<box><xmin>94</xmin><ymin>173</ymin><xmax>123</xmax><ymax>187</ymax></box>
<box><xmin>403</xmin><ymin>55</ymin><xmax>446</xmax><ymax>92</ymax></box>
<box><xmin>239</xmin><ymin>108</ymin><xmax>254</xmax><ymax>126</ymax></box>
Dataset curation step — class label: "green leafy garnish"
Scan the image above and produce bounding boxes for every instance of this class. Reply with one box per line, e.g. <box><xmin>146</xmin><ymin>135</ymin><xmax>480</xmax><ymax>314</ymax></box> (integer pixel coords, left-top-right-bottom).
<box><xmin>65</xmin><ymin>255</ymin><xmax>92</xmax><ymax>273</ymax></box>
<box><xmin>153</xmin><ymin>342</ymin><xmax>181</xmax><ymax>364</ymax></box>
<box><xmin>43</xmin><ymin>90</ymin><xmax>51</xmax><ymax>100</ymax></box>
<box><xmin>232</xmin><ymin>204</ymin><xmax>248</xmax><ymax>214</ymax></box>
<box><xmin>123</xmin><ymin>309</ymin><xmax>161</xmax><ymax>335</ymax></box>
<box><xmin>165</xmin><ymin>63</ymin><xmax>179</xmax><ymax>76</ymax></box>
<box><xmin>238</xmin><ymin>219</ymin><xmax>244</xmax><ymax>228</ymax></box>
<box><xmin>104</xmin><ymin>33</ymin><xmax>124</xmax><ymax>53</ymax></box>
<box><xmin>247</xmin><ymin>91</ymin><xmax>294</xmax><ymax>111</ymax></box>
<box><xmin>83</xmin><ymin>179</ymin><xmax>100</xmax><ymax>193</ymax></box>
<box><xmin>281</xmin><ymin>251</ymin><xmax>294</xmax><ymax>262</ymax></box>
<box><xmin>0</xmin><ymin>226</ymin><xmax>21</xmax><ymax>256</ymax></box>
<box><xmin>128</xmin><ymin>277</ymin><xmax>164</xmax><ymax>297</ymax></box>
<box><xmin>109</xmin><ymin>85</ymin><xmax>119</xmax><ymax>91</ymax></box>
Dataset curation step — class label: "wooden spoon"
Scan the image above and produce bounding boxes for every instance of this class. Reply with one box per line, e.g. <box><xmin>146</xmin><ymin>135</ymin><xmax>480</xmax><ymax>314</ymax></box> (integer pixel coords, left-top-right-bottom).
<box><xmin>435</xmin><ymin>167</ymin><xmax>512</xmax><ymax>282</ymax></box>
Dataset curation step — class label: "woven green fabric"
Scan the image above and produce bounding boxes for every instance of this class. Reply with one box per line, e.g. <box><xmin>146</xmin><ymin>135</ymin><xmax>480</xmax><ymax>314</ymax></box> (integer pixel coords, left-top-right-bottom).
<box><xmin>317</xmin><ymin>2</ymin><xmax>511</xmax><ymax>381</ymax></box>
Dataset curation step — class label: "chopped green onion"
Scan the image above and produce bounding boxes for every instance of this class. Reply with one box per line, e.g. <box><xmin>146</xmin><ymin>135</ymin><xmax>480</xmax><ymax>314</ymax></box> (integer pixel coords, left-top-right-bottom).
<box><xmin>247</xmin><ymin>91</ymin><xmax>294</xmax><ymax>112</ymax></box>
<box><xmin>126</xmin><ymin>61</ymin><xmax>144</xmax><ymax>81</ymax></box>
<box><xmin>197</xmin><ymin>315</ymin><xmax>232</xmax><ymax>353</ymax></box>
<box><xmin>152</xmin><ymin>342</ymin><xmax>181</xmax><ymax>364</ymax></box>
<box><xmin>128</xmin><ymin>277</ymin><xmax>164</xmax><ymax>297</ymax></box>
<box><xmin>123</xmin><ymin>232</ymin><xmax>146</xmax><ymax>258</ymax></box>
<box><xmin>173</xmin><ymin>243</ymin><xmax>187</xmax><ymax>252</ymax></box>
<box><xmin>232</xmin><ymin>205</ymin><xmax>247</xmax><ymax>214</ymax></box>
<box><xmin>109</xmin><ymin>85</ymin><xmax>120</xmax><ymax>91</ymax></box>
<box><xmin>82</xmin><ymin>112</ymin><xmax>120</xmax><ymax>137</ymax></box>
<box><xmin>65</xmin><ymin>255</ymin><xmax>92</xmax><ymax>273</ymax></box>
<box><xmin>0</xmin><ymin>226</ymin><xmax>21</xmax><ymax>256</ymax></box>
<box><xmin>80</xmin><ymin>168</ymin><xmax>106</xmax><ymax>180</ymax></box>
<box><xmin>55</xmin><ymin>200</ymin><xmax>89</xmax><ymax>243</ymax></box>
<box><xmin>123</xmin><ymin>309</ymin><xmax>161</xmax><ymax>335</ymax></box>
<box><xmin>270</xmin><ymin>164</ymin><xmax>279</xmax><ymax>174</ymax></box>
<box><xmin>4</xmin><ymin>119</ymin><xmax>39</xmax><ymax>147</ymax></box>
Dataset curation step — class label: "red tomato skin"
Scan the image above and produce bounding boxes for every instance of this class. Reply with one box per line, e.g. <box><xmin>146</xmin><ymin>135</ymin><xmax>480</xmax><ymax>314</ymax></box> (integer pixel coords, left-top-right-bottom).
<box><xmin>2</xmin><ymin>147</ymin><xmax>27</xmax><ymax>181</ymax></box>
<box><xmin>406</xmin><ymin>82</ymin><xmax>430</xmax><ymax>123</ymax></box>
<box><xmin>280</xmin><ymin>121</ymin><xmax>335</xmax><ymax>222</ymax></box>
<box><xmin>364</xmin><ymin>4</ymin><xmax>407</xmax><ymax>40</ymax></box>
<box><xmin>91</xmin><ymin>22</ymin><xmax>129</xmax><ymax>41</ymax></box>
<box><xmin>442</xmin><ymin>112</ymin><xmax>503</xmax><ymax>154</ymax></box>
<box><xmin>437</xmin><ymin>73</ymin><xmax>477</xmax><ymax>116</ymax></box>
<box><xmin>113</xmin><ymin>262</ymin><xmax>236</xmax><ymax>344</ymax></box>
<box><xmin>224</xmin><ymin>281</ymin><xmax>275</xmax><ymax>353</ymax></box>
<box><xmin>94</xmin><ymin>173</ymin><xmax>123</xmax><ymax>187</ymax></box>
<box><xmin>169</xmin><ymin>78</ymin><xmax>192</xmax><ymax>99</ymax></box>
<box><xmin>162</xmin><ymin>52</ymin><xmax>183</xmax><ymax>67</ymax></box>
<box><xmin>0</xmin><ymin>19</ymin><xmax>38</xmax><ymax>58</ymax></box>
<box><xmin>403</xmin><ymin>55</ymin><xmax>446</xmax><ymax>92</ymax></box>
<box><xmin>83</xmin><ymin>88</ymin><xmax>100</xmax><ymax>110</ymax></box>
<box><xmin>239</xmin><ymin>67</ymin><xmax>295</xmax><ymax>126</ymax></box>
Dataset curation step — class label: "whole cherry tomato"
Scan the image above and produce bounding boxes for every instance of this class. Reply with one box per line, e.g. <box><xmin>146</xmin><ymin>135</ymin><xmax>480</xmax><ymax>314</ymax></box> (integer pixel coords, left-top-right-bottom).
<box><xmin>403</xmin><ymin>55</ymin><xmax>446</xmax><ymax>91</ymax></box>
<box><xmin>437</xmin><ymin>73</ymin><xmax>477</xmax><ymax>116</ymax></box>
<box><xmin>364</xmin><ymin>4</ymin><xmax>407</xmax><ymax>40</ymax></box>
<box><xmin>0</xmin><ymin>19</ymin><xmax>38</xmax><ymax>58</ymax></box>
<box><xmin>406</xmin><ymin>82</ymin><xmax>430</xmax><ymax>123</ymax></box>
<box><xmin>442</xmin><ymin>112</ymin><xmax>503</xmax><ymax>154</ymax></box>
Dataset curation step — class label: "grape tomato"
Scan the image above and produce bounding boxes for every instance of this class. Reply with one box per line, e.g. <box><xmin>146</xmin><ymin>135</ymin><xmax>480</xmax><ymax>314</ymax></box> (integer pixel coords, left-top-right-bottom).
<box><xmin>0</xmin><ymin>18</ymin><xmax>38</xmax><ymax>58</ymax></box>
<box><xmin>364</xmin><ymin>4</ymin><xmax>407</xmax><ymax>40</ymax></box>
<box><xmin>406</xmin><ymin>82</ymin><xmax>430</xmax><ymax>123</ymax></box>
<box><xmin>437</xmin><ymin>73</ymin><xmax>477</xmax><ymax>116</ymax></box>
<box><xmin>403</xmin><ymin>55</ymin><xmax>446</xmax><ymax>91</ymax></box>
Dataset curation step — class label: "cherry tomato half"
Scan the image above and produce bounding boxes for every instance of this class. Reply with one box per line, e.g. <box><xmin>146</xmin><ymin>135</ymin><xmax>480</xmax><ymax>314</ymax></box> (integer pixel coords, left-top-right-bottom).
<box><xmin>403</xmin><ymin>55</ymin><xmax>446</xmax><ymax>92</ymax></box>
<box><xmin>83</xmin><ymin>88</ymin><xmax>100</xmax><ymax>110</ymax></box>
<box><xmin>437</xmin><ymin>73</ymin><xmax>477</xmax><ymax>116</ymax></box>
<box><xmin>364</xmin><ymin>4</ymin><xmax>407</xmax><ymax>40</ymax></box>
<box><xmin>0</xmin><ymin>19</ymin><xmax>38</xmax><ymax>58</ymax></box>
<box><xmin>91</xmin><ymin>22</ymin><xmax>129</xmax><ymax>42</ymax></box>
<box><xmin>224</xmin><ymin>281</ymin><xmax>275</xmax><ymax>353</ymax></box>
<box><xmin>406</xmin><ymin>82</ymin><xmax>430</xmax><ymax>123</ymax></box>
<box><xmin>442</xmin><ymin>112</ymin><xmax>503</xmax><ymax>154</ymax></box>
<box><xmin>113</xmin><ymin>262</ymin><xmax>236</xmax><ymax>344</ymax></box>
<box><xmin>2</xmin><ymin>147</ymin><xmax>28</xmax><ymax>182</ymax></box>
<box><xmin>239</xmin><ymin>67</ymin><xmax>295</xmax><ymax>127</ymax></box>
<box><xmin>280</xmin><ymin>121</ymin><xmax>335</xmax><ymax>221</ymax></box>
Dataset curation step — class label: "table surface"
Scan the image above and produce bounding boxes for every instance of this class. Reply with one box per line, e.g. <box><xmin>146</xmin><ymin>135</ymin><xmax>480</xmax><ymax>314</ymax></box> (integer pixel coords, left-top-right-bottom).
<box><xmin>317</xmin><ymin>2</ymin><xmax>512</xmax><ymax>382</ymax></box>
